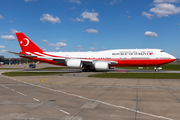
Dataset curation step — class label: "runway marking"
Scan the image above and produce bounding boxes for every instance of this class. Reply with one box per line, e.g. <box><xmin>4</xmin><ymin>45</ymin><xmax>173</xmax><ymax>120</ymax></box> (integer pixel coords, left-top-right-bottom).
<box><xmin>15</xmin><ymin>91</ymin><xmax>27</xmax><ymax>96</ymax></box>
<box><xmin>41</xmin><ymin>78</ymin><xmax>69</xmax><ymax>86</ymax></box>
<box><xmin>3</xmin><ymin>78</ymin><xmax>43</xmax><ymax>84</ymax></box>
<box><xmin>59</xmin><ymin>109</ymin><xmax>70</xmax><ymax>115</ymax></box>
<box><xmin>41</xmin><ymin>78</ymin><xmax>83</xmax><ymax>87</ymax></box>
<box><xmin>0</xmin><ymin>74</ymin><xmax>173</xmax><ymax>120</ymax></box>
<box><xmin>0</xmin><ymin>84</ymin><xmax>9</xmax><ymax>89</ymax></box>
<box><xmin>33</xmin><ymin>98</ymin><xmax>40</xmax><ymax>102</ymax></box>
<box><xmin>11</xmin><ymin>89</ymin><xmax>15</xmax><ymax>91</ymax></box>
<box><xmin>54</xmin><ymin>107</ymin><xmax>70</xmax><ymax>115</ymax></box>
<box><xmin>1</xmin><ymin>82</ymin><xmax>28</xmax><ymax>97</ymax></box>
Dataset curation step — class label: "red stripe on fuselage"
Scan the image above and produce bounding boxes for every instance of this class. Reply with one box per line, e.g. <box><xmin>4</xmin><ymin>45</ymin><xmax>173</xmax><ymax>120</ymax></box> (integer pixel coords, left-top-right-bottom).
<box><xmin>114</xmin><ymin>59</ymin><xmax>175</xmax><ymax>67</ymax></box>
<box><xmin>21</xmin><ymin>55</ymin><xmax>175</xmax><ymax>67</ymax></box>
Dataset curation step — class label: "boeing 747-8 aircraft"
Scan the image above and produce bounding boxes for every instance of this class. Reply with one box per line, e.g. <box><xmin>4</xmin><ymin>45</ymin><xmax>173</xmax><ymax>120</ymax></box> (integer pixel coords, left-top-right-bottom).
<box><xmin>9</xmin><ymin>32</ymin><xmax>176</xmax><ymax>71</ymax></box>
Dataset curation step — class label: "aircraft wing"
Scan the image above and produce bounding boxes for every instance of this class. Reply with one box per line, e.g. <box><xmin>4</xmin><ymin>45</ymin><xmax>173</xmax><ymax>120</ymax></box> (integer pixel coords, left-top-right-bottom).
<box><xmin>8</xmin><ymin>51</ymin><xmax>117</xmax><ymax>66</ymax></box>
<box><xmin>81</xmin><ymin>59</ymin><xmax>117</xmax><ymax>65</ymax></box>
<box><xmin>53</xmin><ymin>58</ymin><xmax>117</xmax><ymax>65</ymax></box>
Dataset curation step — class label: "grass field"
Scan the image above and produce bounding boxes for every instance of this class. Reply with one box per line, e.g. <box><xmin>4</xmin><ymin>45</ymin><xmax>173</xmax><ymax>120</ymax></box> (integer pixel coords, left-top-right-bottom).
<box><xmin>89</xmin><ymin>73</ymin><xmax>180</xmax><ymax>79</ymax></box>
<box><xmin>117</xmin><ymin>63</ymin><xmax>180</xmax><ymax>71</ymax></box>
<box><xmin>1</xmin><ymin>72</ymin><xmax>63</xmax><ymax>76</ymax></box>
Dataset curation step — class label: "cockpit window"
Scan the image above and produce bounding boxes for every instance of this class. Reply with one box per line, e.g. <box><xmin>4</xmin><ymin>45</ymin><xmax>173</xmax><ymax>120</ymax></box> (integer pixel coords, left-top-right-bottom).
<box><xmin>160</xmin><ymin>50</ymin><xmax>165</xmax><ymax>52</ymax></box>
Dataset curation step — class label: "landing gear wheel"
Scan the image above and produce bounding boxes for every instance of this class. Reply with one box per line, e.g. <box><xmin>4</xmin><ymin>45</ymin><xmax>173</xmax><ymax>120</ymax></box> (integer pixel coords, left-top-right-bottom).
<box><xmin>83</xmin><ymin>65</ymin><xmax>96</xmax><ymax>72</ymax></box>
<box><xmin>83</xmin><ymin>66</ymin><xmax>90</xmax><ymax>72</ymax></box>
<box><xmin>155</xmin><ymin>66</ymin><xmax>160</xmax><ymax>72</ymax></box>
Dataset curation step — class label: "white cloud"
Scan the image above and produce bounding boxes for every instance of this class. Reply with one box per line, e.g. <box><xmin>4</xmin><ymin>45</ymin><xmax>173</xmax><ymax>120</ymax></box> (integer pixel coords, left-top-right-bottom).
<box><xmin>46</xmin><ymin>42</ymin><xmax>67</xmax><ymax>50</ymax></box>
<box><xmin>102</xmin><ymin>47</ymin><xmax>106</xmax><ymax>50</ymax></box>
<box><xmin>78</xmin><ymin>45</ymin><xmax>83</xmax><ymax>51</ymax></box>
<box><xmin>40</xmin><ymin>14</ymin><xmax>61</xmax><ymax>24</ymax></box>
<box><xmin>70</xmin><ymin>17</ymin><xmax>85</xmax><ymax>22</ymax></box>
<box><xmin>0</xmin><ymin>45</ymin><xmax>6</xmax><ymax>48</ymax></box>
<box><xmin>143</xmin><ymin>1</ymin><xmax>180</xmax><ymax>19</ymax></box>
<box><xmin>61</xmin><ymin>39</ymin><xmax>66</xmax><ymax>41</ymax></box>
<box><xmin>0</xmin><ymin>15</ymin><xmax>3</xmax><ymax>19</ymax></box>
<box><xmin>126</xmin><ymin>11</ymin><xmax>129</xmax><ymax>13</ymax></box>
<box><xmin>153</xmin><ymin>0</ymin><xmax>179</xmax><ymax>3</ymax></box>
<box><xmin>0</xmin><ymin>49</ymin><xmax>7</xmax><ymax>53</ymax></box>
<box><xmin>41</xmin><ymin>47</ymin><xmax>46</xmax><ymax>51</ymax></box>
<box><xmin>89</xmin><ymin>47</ymin><xmax>95</xmax><ymax>50</ymax></box>
<box><xmin>1</xmin><ymin>35</ymin><xmax>16</xmax><ymax>40</ymax></box>
<box><xmin>110</xmin><ymin>1</ymin><xmax>114</xmax><ymax>6</ymax></box>
<box><xmin>144</xmin><ymin>31</ymin><xmax>158</xmax><ymax>38</ymax></box>
<box><xmin>109</xmin><ymin>0</ymin><xmax>119</xmax><ymax>6</ymax></box>
<box><xmin>127</xmin><ymin>16</ymin><xmax>132</xmax><ymax>18</ymax></box>
<box><xmin>42</xmin><ymin>39</ymin><xmax>48</xmax><ymax>42</ymax></box>
<box><xmin>142</xmin><ymin>11</ymin><xmax>154</xmax><ymax>19</ymax></box>
<box><xmin>69</xmin><ymin>6</ymin><xmax>76</xmax><ymax>9</ymax></box>
<box><xmin>81</xmin><ymin>10</ymin><xmax>99</xmax><ymax>22</ymax></box>
<box><xmin>85</xmin><ymin>29</ymin><xmax>98</xmax><ymax>33</ymax></box>
<box><xmin>55</xmin><ymin>48</ymin><xmax>60</xmax><ymax>50</ymax></box>
<box><xmin>150</xmin><ymin>3</ymin><xmax>180</xmax><ymax>17</ymax></box>
<box><xmin>179</xmin><ymin>23</ymin><xmax>180</xmax><ymax>25</ymax></box>
<box><xmin>55</xmin><ymin>42</ymin><xmax>67</xmax><ymax>48</ymax></box>
<box><xmin>10</xmin><ymin>28</ymin><xmax>18</xmax><ymax>34</ymax></box>
<box><xmin>69</xmin><ymin>0</ymin><xmax>81</xmax><ymax>5</ymax></box>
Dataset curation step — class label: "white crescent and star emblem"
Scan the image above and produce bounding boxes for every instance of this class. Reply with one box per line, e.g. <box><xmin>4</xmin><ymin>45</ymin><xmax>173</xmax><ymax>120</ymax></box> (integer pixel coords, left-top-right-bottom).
<box><xmin>20</xmin><ymin>38</ymin><xmax>29</xmax><ymax>46</ymax></box>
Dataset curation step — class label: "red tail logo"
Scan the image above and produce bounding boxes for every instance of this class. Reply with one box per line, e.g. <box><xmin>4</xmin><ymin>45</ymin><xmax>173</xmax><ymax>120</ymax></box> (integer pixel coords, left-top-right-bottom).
<box><xmin>20</xmin><ymin>38</ymin><xmax>29</xmax><ymax>46</ymax></box>
<box><xmin>16</xmin><ymin>32</ymin><xmax>44</xmax><ymax>53</ymax></box>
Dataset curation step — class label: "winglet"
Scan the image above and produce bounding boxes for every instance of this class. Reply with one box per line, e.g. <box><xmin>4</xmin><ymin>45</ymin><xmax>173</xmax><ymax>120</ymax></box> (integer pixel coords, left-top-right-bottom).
<box><xmin>16</xmin><ymin>32</ymin><xmax>44</xmax><ymax>53</ymax></box>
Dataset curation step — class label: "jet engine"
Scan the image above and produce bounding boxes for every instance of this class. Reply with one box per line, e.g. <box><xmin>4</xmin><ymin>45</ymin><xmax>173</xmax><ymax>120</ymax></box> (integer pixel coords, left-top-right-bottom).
<box><xmin>66</xmin><ymin>59</ymin><xmax>83</xmax><ymax>68</ymax></box>
<box><xmin>94</xmin><ymin>62</ymin><xmax>109</xmax><ymax>71</ymax></box>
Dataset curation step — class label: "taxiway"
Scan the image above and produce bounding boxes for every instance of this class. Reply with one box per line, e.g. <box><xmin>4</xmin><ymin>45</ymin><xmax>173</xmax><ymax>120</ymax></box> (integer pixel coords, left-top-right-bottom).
<box><xmin>0</xmin><ymin>64</ymin><xmax>180</xmax><ymax>120</ymax></box>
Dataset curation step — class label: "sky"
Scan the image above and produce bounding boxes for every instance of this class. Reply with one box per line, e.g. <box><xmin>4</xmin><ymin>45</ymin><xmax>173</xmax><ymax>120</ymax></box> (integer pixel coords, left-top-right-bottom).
<box><xmin>0</xmin><ymin>0</ymin><xmax>180</xmax><ymax>58</ymax></box>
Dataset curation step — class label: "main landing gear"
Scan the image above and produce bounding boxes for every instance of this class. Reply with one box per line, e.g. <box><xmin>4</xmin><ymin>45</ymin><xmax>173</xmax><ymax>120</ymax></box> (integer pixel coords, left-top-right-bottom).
<box><xmin>154</xmin><ymin>66</ymin><xmax>162</xmax><ymax>72</ymax></box>
<box><xmin>82</xmin><ymin>65</ymin><xmax>96</xmax><ymax>72</ymax></box>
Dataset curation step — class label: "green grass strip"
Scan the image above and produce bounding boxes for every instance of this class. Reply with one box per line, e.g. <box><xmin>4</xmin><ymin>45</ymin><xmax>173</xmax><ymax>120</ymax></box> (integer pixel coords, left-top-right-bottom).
<box><xmin>117</xmin><ymin>63</ymin><xmax>180</xmax><ymax>71</ymax></box>
<box><xmin>1</xmin><ymin>72</ymin><xmax>63</xmax><ymax>76</ymax></box>
<box><xmin>89</xmin><ymin>73</ymin><xmax>180</xmax><ymax>79</ymax></box>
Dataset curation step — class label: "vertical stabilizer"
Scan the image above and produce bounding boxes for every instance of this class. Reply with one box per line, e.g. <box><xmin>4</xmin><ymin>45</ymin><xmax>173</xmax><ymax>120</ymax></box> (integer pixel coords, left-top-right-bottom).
<box><xmin>16</xmin><ymin>32</ymin><xmax>44</xmax><ymax>53</ymax></box>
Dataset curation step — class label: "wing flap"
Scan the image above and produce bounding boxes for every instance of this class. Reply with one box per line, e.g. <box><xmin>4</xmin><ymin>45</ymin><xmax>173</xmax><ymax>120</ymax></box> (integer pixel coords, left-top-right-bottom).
<box><xmin>81</xmin><ymin>59</ymin><xmax>118</xmax><ymax>65</ymax></box>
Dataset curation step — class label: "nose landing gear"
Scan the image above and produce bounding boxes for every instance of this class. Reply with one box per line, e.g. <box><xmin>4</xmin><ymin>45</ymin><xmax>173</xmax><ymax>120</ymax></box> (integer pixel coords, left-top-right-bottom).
<box><xmin>154</xmin><ymin>66</ymin><xmax>162</xmax><ymax>72</ymax></box>
<box><xmin>155</xmin><ymin>68</ymin><xmax>159</xmax><ymax>72</ymax></box>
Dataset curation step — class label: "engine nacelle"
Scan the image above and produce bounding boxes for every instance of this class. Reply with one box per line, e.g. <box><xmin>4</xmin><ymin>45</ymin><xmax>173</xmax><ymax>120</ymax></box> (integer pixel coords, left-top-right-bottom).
<box><xmin>66</xmin><ymin>59</ymin><xmax>83</xmax><ymax>68</ymax></box>
<box><xmin>94</xmin><ymin>62</ymin><xmax>109</xmax><ymax>71</ymax></box>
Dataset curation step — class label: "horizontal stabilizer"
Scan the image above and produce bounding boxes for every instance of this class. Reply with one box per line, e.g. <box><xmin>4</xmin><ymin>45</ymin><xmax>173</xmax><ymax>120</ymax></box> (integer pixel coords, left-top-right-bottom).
<box><xmin>8</xmin><ymin>51</ymin><xmax>37</xmax><ymax>57</ymax></box>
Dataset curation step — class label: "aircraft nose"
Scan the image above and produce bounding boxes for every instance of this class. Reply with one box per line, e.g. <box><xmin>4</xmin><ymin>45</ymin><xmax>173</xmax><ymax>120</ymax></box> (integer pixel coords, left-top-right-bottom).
<box><xmin>170</xmin><ymin>55</ymin><xmax>176</xmax><ymax>60</ymax></box>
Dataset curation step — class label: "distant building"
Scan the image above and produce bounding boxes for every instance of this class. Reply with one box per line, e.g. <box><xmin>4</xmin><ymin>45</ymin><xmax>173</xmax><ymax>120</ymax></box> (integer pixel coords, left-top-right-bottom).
<box><xmin>0</xmin><ymin>56</ymin><xmax>4</xmax><ymax>62</ymax></box>
<box><xmin>3</xmin><ymin>57</ymin><xmax>38</xmax><ymax>65</ymax></box>
<box><xmin>0</xmin><ymin>56</ymin><xmax>4</xmax><ymax>65</ymax></box>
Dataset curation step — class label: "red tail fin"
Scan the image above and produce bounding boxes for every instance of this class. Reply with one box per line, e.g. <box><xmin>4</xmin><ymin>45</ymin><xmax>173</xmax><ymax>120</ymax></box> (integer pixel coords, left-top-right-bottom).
<box><xmin>16</xmin><ymin>32</ymin><xmax>44</xmax><ymax>53</ymax></box>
